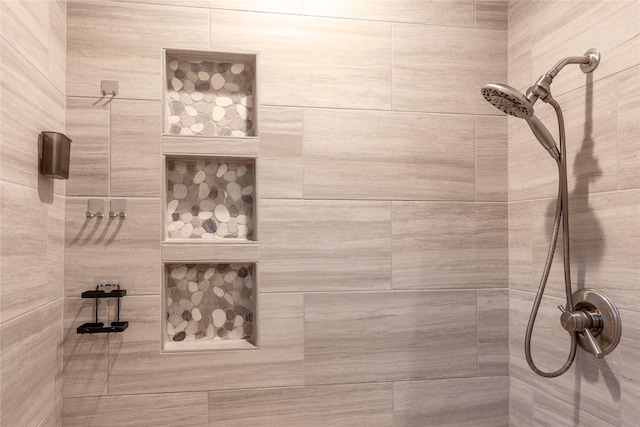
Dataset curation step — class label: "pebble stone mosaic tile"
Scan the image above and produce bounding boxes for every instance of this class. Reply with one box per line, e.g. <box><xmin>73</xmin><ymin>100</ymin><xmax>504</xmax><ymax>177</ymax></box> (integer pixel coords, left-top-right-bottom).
<box><xmin>166</xmin><ymin>263</ymin><xmax>255</xmax><ymax>343</ymax></box>
<box><xmin>165</xmin><ymin>56</ymin><xmax>256</xmax><ymax>137</ymax></box>
<box><xmin>166</xmin><ymin>159</ymin><xmax>255</xmax><ymax>241</ymax></box>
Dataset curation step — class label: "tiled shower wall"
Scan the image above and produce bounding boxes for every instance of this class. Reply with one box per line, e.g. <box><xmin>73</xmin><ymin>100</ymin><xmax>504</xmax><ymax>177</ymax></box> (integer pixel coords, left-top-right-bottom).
<box><xmin>0</xmin><ymin>1</ymin><xmax>66</xmax><ymax>426</ymax></box>
<box><xmin>62</xmin><ymin>1</ymin><xmax>509</xmax><ymax>425</ymax></box>
<box><xmin>508</xmin><ymin>1</ymin><xmax>640</xmax><ymax>426</ymax></box>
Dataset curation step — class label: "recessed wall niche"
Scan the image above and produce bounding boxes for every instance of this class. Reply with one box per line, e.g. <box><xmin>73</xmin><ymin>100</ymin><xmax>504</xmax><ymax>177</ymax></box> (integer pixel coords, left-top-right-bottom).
<box><xmin>164</xmin><ymin>262</ymin><xmax>256</xmax><ymax>351</ymax></box>
<box><xmin>165</xmin><ymin>157</ymin><xmax>256</xmax><ymax>242</ymax></box>
<box><xmin>164</xmin><ymin>49</ymin><xmax>257</xmax><ymax>138</ymax></box>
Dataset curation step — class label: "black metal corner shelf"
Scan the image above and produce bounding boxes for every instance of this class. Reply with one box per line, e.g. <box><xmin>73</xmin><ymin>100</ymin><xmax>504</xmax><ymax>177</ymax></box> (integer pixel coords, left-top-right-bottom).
<box><xmin>77</xmin><ymin>284</ymin><xmax>129</xmax><ymax>334</ymax></box>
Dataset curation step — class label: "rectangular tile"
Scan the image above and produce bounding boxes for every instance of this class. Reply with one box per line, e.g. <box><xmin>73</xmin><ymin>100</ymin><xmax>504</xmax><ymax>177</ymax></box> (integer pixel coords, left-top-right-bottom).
<box><xmin>259</xmin><ymin>200</ymin><xmax>391</xmax><ymax>292</ymax></box>
<box><xmin>62</xmin><ymin>393</ymin><xmax>207</xmax><ymax>427</ymax></box>
<box><xmin>209</xmin><ymin>10</ymin><xmax>391</xmax><ymax>109</ymax></box>
<box><xmin>65</xmin><ymin>97</ymin><xmax>110</xmax><ymax>196</ymax></box>
<box><xmin>618</xmin><ymin>65</ymin><xmax>640</xmax><ymax>190</ymax></box>
<box><xmin>162</xmin><ymin>136</ymin><xmax>259</xmax><ymax>157</ymax></box>
<box><xmin>259</xmin><ymin>106</ymin><xmax>304</xmax><ymax>199</ymax></box>
<box><xmin>533</xmin><ymin>389</ymin><xmax>617</xmax><ymax>427</ymax></box>
<box><xmin>162</xmin><ymin>243</ymin><xmax>258</xmax><ymax>263</ymax></box>
<box><xmin>393</xmin><ymin>377</ymin><xmax>509</xmax><ymax>426</ymax></box>
<box><xmin>509</xmin><ymin>201</ymin><xmax>533</xmax><ymax>292</ymax></box>
<box><xmin>1</xmin><ymin>300</ymin><xmax>63</xmax><ymax>427</ymax></box>
<box><xmin>476</xmin><ymin>115</ymin><xmax>508</xmax><ymax>201</ymax></box>
<box><xmin>0</xmin><ymin>183</ymin><xmax>56</xmax><ymax>322</ymax></box>
<box><xmin>510</xmin><ymin>377</ymin><xmax>534</xmax><ymax>427</ymax></box>
<box><xmin>304</xmin><ymin>291</ymin><xmax>477</xmax><ymax>384</ymax></box>
<box><xmin>555</xmin><ymin>74</ymin><xmax>619</xmax><ymax>195</ymax></box>
<box><xmin>1</xmin><ymin>0</ymin><xmax>49</xmax><ymax>77</ymax></box>
<box><xmin>39</xmin><ymin>402</ymin><xmax>62</xmax><ymax>427</ymax></box>
<box><xmin>67</xmin><ymin>1</ymin><xmax>209</xmax><ymax>99</ymax></box>
<box><xmin>476</xmin><ymin>0</ymin><xmax>508</xmax><ymax>30</ymax></box>
<box><xmin>114</xmin><ymin>0</ymin><xmax>304</xmax><ymax>14</ymax></box>
<box><xmin>106</xmin><ymin>294</ymin><xmax>304</xmax><ymax>394</ymax></box>
<box><xmin>209</xmin><ymin>384</ymin><xmax>393</xmax><ymax>426</ymax></box>
<box><xmin>1</xmin><ymin>41</ymin><xmax>65</xmax><ymax>189</ymax></box>
<box><xmin>64</xmin><ymin>198</ymin><xmax>162</xmax><ymax>296</ymax></box>
<box><xmin>478</xmin><ymin>289</ymin><xmax>509</xmax><ymax>376</ymax></box>
<box><xmin>62</xmin><ymin>297</ymin><xmax>108</xmax><ymax>398</ymax></box>
<box><xmin>303</xmin><ymin>109</ymin><xmax>475</xmax><ymax>200</ymax></box>
<box><xmin>48</xmin><ymin>0</ymin><xmax>66</xmax><ymax>94</ymax></box>
<box><xmin>392</xmin><ymin>24</ymin><xmax>506</xmax><ymax>115</ymax></box>
<box><xmin>304</xmin><ymin>0</ymin><xmax>475</xmax><ymax>27</ymax></box>
<box><xmin>507</xmin><ymin>16</ymin><xmax>532</xmax><ymax>92</ymax></box>
<box><xmin>392</xmin><ymin>202</ymin><xmax>507</xmax><ymax>289</ymax></box>
<box><xmin>620</xmin><ymin>309</ymin><xmax>640</xmax><ymax>426</ymax></box>
<box><xmin>111</xmin><ymin>99</ymin><xmax>162</xmax><ymax>197</ymax></box>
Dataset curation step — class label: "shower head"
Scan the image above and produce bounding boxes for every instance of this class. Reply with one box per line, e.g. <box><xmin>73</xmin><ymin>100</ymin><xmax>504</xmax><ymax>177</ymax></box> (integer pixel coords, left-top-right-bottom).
<box><xmin>481</xmin><ymin>83</ymin><xmax>560</xmax><ymax>160</ymax></box>
<box><xmin>481</xmin><ymin>83</ymin><xmax>533</xmax><ymax>119</ymax></box>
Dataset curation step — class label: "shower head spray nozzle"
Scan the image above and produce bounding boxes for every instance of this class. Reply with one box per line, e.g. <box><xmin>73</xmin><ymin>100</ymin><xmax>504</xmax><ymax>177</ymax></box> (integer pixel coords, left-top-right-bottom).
<box><xmin>481</xmin><ymin>83</ymin><xmax>560</xmax><ymax>160</ymax></box>
<box><xmin>481</xmin><ymin>83</ymin><xmax>534</xmax><ymax>119</ymax></box>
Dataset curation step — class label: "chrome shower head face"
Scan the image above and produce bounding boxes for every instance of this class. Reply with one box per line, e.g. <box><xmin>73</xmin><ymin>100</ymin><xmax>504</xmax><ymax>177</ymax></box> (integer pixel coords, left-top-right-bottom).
<box><xmin>481</xmin><ymin>83</ymin><xmax>534</xmax><ymax>119</ymax></box>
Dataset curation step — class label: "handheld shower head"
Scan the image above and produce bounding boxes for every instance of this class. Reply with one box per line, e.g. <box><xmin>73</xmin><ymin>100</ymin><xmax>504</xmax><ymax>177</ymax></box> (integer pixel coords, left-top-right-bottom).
<box><xmin>481</xmin><ymin>83</ymin><xmax>559</xmax><ymax>160</ymax></box>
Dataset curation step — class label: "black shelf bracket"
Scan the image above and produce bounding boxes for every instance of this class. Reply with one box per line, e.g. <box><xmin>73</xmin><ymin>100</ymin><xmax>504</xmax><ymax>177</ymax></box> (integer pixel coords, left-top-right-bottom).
<box><xmin>77</xmin><ymin>283</ymin><xmax>129</xmax><ymax>334</ymax></box>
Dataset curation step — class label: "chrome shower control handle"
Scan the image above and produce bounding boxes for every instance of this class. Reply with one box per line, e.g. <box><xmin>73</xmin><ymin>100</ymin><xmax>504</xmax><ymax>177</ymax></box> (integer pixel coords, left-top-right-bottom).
<box><xmin>557</xmin><ymin>305</ymin><xmax>604</xmax><ymax>358</ymax></box>
<box><xmin>580</xmin><ymin>329</ymin><xmax>604</xmax><ymax>359</ymax></box>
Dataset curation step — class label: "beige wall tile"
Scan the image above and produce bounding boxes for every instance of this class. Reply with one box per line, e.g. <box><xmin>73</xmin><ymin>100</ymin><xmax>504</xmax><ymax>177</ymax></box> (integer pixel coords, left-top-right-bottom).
<box><xmin>39</xmin><ymin>402</ymin><xmax>63</xmax><ymax>427</ymax></box>
<box><xmin>530</xmin><ymin>196</ymin><xmax>566</xmax><ymax>300</ymax></box>
<box><xmin>67</xmin><ymin>2</ymin><xmax>209</xmax><ymax>99</ymax></box>
<box><xmin>392</xmin><ymin>202</ymin><xmax>507</xmax><ymax>289</ymax></box>
<box><xmin>533</xmin><ymin>389</ymin><xmax>617</xmax><ymax>427</ymax></box>
<box><xmin>0</xmin><ymin>300</ymin><xmax>63</xmax><ymax>427</ymax></box>
<box><xmin>259</xmin><ymin>106</ymin><xmax>303</xmax><ymax>199</ymax></box>
<box><xmin>0</xmin><ymin>182</ymin><xmax>57</xmax><ymax>322</ymax></box>
<box><xmin>303</xmin><ymin>109</ymin><xmax>475</xmax><ymax>201</ymax></box>
<box><xmin>478</xmin><ymin>289</ymin><xmax>509</xmax><ymax>376</ymax></box>
<box><xmin>114</xmin><ymin>0</ymin><xmax>304</xmax><ymax>14</ymax></box>
<box><xmin>510</xmin><ymin>290</ymin><xmax>621</xmax><ymax>425</ymax></box>
<box><xmin>1</xmin><ymin>0</ymin><xmax>49</xmax><ymax>77</ymax></box>
<box><xmin>304</xmin><ymin>0</ymin><xmax>475</xmax><ymax>27</ymax></box>
<box><xmin>568</xmin><ymin>190</ymin><xmax>640</xmax><ymax>311</ymax></box>
<box><xmin>162</xmin><ymin>243</ymin><xmax>259</xmax><ymax>263</ymax></box>
<box><xmin>62</xmin><ymin>297</ymin><xmax>108</xmax><ymax>398</ymax></box>
<box><xmin>64</xmin><ymin>198</ymin><xmax>161</xmax><ymax>296</ymax></box>
<box><xmin>259</xmin><ymin>200</ymin><xmax>391</xmax><ymax>292</ymax></box>
<box><xmin>620</xmin><ymin>309</ymin><xmax>640</xmax><ymax>426</ymax></box>
<box><xmin>111</xmin><ymin>99</ymin><xmax>161</xmax><ymax>197</ymax></box>
<box><xmin>618</xmin><ymin>65</ymin><xmax>640</xmax><ymax>190</ymax></box>
<box><xmin>530</xmin><ymin>1</ymin><xmax>640</xmax><ymax>98</ymax></box>
<box><xmin>48</xmin><ymin>0</ymin><xmax>66</xmax><ymax>94</ymax></box>
<box><xmin>162</xmin><ymin>136</ymin><xmax>259</xmax><ymax>157</ymax></box>
<box><xmin>62</xmin><ymin>393</ymin><xmax>208</xmax><ymax>427</ymax></box>
<box><xmin>1</xmin><ymin>41</ymin><xmax>65</xmax><ymax>189</ymax></box>
<box><xmin>208</xmin><ymin>384</ymin><xmax>393</xmax><ymax>426</ymax></box>
<box><xmin>476</xmin><ymin>116</ymin><xmax>508</xmax><ymax>201</ymax></box>
<box><xmin>66</xmin><ymin>97</ymin><xmax>110</xmax><ymax>196</ymax></box>
<box><xmin>508</xmin><ymin>17</ymin><xmax>532</xmax><ymax>92</ymax></box>
<box><xmin>556</xmin><ymin>75</ymin><xmax>619</xmax><ymax>195</ymax></box>
<box><xmin>106</xmin><ymin>294</ymin><xmax>304</xmax><ymax>394</ymax></box>
<box><xmin>507</xmin><ymin>0</ymin><xmax>549</xmax><ymax>29</ymax></box>
<box><xmin>393</xmin><ymin>377</ymin><xmax>509</xmax><ymax>426</ymax></box>
<box><xmin>47</xmin><ymin>194</ymin><xmax>65</xmax><ymax>304</ymax></box>
<box><xmin>209</xmin><ymin>10</ymin><xmax>391</xmax><ymax>109</ymax></box>
<box><xmin>304</xmin><ymin>291</ymin><xmax>477</xmax><ymax>384</ymax></box>
<box><xmin>392</xmin><ymin>24</ymin><xmax>506</xmax><ymax>115</ymax></box>
<box><xmin>476</xmin><ymin>0</ymin><xmax>508</xmax><ymax>30</ymax></box>
<box><xmin>510</xmin><ymin>377</ymin><xmax>534</xmax><ymax>427</ymax></box>
<box><xmin>509</xmin><ymin>201</ymin><xmax>533</xmax><ymax>292</ymax></box>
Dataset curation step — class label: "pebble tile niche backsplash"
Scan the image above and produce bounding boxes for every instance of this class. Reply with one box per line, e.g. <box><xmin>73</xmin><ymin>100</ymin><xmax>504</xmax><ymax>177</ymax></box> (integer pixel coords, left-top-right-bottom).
<box><xmin>166</xmin><ymin>263</ymin><xmax>255</xmax><ymax>343</ymax></box>
<box><xmin>165</xmin><ymin>56</ymin><xmax>256</xmax><ymax>137</ymax></box>
<box><xmin>166</xmin><ymin>159</ymin><xmax>255</xmax><ymax>240</ymax></box>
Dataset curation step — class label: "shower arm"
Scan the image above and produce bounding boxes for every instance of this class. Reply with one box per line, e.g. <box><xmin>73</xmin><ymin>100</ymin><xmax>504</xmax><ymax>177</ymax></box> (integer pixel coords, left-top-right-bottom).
<box><xmin>526</xmin><ymin>48</ymin><xmax>601</xmax><ymax>104</ymax></box>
